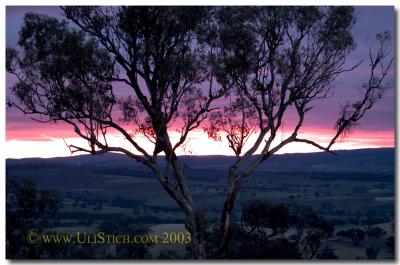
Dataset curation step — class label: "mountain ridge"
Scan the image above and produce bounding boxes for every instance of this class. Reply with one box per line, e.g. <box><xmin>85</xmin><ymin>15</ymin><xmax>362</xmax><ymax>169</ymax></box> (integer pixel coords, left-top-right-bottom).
<box><xmin>7</xmin><ymin>147</ymin><xmax>394</xmax><ymax>174</ymax></box>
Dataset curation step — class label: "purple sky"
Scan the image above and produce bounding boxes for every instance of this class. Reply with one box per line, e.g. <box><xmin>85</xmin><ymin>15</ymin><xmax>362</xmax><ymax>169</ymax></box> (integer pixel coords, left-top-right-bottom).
<box><xmin>5</xmin><ymin>6</ymin><xmax>395</xmax><ymax>156</ymax></box>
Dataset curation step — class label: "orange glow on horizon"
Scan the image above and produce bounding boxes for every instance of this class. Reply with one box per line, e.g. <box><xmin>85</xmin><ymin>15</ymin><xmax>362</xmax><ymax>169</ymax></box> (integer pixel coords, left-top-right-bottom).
<box><xmin>5</xmin><ymin>129</ymin><xmax>394</xmax><ymax>159</ymax></box>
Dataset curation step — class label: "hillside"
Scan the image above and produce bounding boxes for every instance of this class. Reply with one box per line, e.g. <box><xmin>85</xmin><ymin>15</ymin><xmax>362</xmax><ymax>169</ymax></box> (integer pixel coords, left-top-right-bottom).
<box><xmin>7</xmin><ymin>147</ymin><xmax>395</xmax><ymax>174</ymax></box>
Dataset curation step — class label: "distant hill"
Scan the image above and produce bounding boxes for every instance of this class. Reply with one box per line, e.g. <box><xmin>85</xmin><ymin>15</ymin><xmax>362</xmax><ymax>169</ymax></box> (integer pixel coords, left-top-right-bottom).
<box><xmin>6</xmin><ymin>148</ymin><xmax>394</xmax><ymax>174</ymax></box>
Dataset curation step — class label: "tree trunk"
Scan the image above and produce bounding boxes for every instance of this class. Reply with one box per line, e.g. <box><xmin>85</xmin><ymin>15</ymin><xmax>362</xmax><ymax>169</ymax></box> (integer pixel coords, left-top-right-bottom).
<box><xmin>186</xmin><ymin>209</ymin><xmax>206</xmax><ymax>259</ymax></box>
<box><xmin>155</xmin><ymin>130</ymin><xmax>206</xmax><ymax>258</ymax></box>
<box><xmin>219</xmin><ymin>169</ymin><xmax>241</xmax><ymax>258</ymax></box>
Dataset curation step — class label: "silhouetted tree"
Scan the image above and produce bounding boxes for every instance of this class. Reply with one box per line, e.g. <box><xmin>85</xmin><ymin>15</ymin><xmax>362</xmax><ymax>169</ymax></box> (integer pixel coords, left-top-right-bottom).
<box><xmin>287</xmin><ymin>203</ymin><xmax>334</xmax><ymax>259</ymax></box>
<box><xmin>365</xmin><ymin>226</ymin><xmax>386</xmax><ymax>239</ymax></box>
<box><xmin>6</xmin><ymin>7</ymin><xmax>224</xmax><ymax>258</ymax></box>
<box><xmin>217</xmin><ymin>199</ymin><xmax>335</xmax><ymax>259</ymax></box>
<box><xmin>6</xmin><ymin>178</ymin><xmax>59</xmax><ymax>259</ymax></box>
<box><xmin>337</xmin><ymin>228</ymin><xmax>365</xmax><ymax>246</ymax></box>
<box><xmin>240</xmin><ymin>200</ymin><xmax>289</xmax><ymax>238</ymax></box>
<box><xmin>6</xmin><ymin>6</ymin><xmax>393</xmax><ymax>259</ymax></box>
<box><xmin>203</xmin><ymin>7</ymin><xmax>393</xmax><ymax>256</ymax></box>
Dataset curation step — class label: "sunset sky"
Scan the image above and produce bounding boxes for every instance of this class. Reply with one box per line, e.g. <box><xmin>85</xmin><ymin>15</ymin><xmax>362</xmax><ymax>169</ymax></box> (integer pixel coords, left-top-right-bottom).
<box><xmin>5</xmin><ymin>6</ymin><xmax>395</xmax><ymax>158</ymax></box>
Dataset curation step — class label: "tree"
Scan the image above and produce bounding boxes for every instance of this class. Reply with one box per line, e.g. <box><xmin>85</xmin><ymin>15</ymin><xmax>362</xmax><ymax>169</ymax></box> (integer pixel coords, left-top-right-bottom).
<box><xmin>289</xmin><ymin>204</ymin><xmax>334</xmax><ymax>259</ymax></box>
<box><xmin>337</xmin><ymin>228</ymin><xmax>365</xmax><ymax>246</ymax></box>
<box><xmin>6</xmin><ymin>7</ymin><xmax>393</xmax><ymax>259</ymax></box>
<box><xmin>240</xmin><ymin>200</ymin><xmax>289</xmax><ymax>238</ymax></box>
<box><xmin>6</xmin><ymin>178</ymin><xmax>59</xmax><ymax>258</ymax></box>
<box><xmin>7</xmin><ymin>7</ymin><xmax>224</xmax><ymax>259</ymax></box>
<box><xmin>365</xmin><ymin>226</ymin><xmax>386</xmax><ymax>239</ymax></box>
<box><xmin>203</xmin><ymin>7</ymin><xmax>393</xmax><ymax>256</ymax></box>
<box><xmin>216</xmin><ymin>199</ymin><xmax>334</xmax><ymax>259</ymax></box>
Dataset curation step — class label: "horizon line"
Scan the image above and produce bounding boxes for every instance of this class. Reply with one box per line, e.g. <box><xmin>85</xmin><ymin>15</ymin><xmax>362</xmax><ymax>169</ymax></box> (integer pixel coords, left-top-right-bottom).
<box><xmin>6</xmin><ymin>146</ymin><xmax>395</xmax><ymax>160</ymax></box>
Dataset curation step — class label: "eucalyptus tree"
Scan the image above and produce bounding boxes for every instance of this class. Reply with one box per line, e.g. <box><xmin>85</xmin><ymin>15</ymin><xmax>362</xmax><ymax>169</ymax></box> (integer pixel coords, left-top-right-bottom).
<box><xmin>7</xmin><ymin>7</ymin><xmax>224</xmax><ymax>258</ymax></box>
<box><xmin>204</xmin><ymin>6</ymin><xmax>393</xmax><ymax>256</ymax></box>
<box><xmin>7</xmin><ymin>6</ymin><xmax>393</xmax><ymax>259</ymax></box>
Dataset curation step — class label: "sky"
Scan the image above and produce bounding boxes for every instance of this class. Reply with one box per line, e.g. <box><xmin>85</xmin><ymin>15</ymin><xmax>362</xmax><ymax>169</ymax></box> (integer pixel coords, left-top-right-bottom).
<box><xmin>5</xmin><ymin>6</ymin><xmax>396</xmax><ymax>158</ymax></box>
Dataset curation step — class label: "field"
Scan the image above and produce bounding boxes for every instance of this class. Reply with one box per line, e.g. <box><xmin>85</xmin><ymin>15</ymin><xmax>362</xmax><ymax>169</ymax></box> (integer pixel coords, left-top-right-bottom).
<box><xmin>6</xmin><ymin>148</ymin><xmax>395</xmax><ymax>259</ymax></box>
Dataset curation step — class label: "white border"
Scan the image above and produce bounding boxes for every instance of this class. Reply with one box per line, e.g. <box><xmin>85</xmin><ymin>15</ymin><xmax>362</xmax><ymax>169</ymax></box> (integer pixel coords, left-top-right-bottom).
<box><xmin>1</xmin><ymin>1</ymin><xmax>399</xmax><ymax>265</ymax></box>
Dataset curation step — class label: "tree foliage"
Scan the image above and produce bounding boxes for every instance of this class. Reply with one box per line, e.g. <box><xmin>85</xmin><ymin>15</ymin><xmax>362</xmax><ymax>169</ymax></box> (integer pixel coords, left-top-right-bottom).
<box><xmin>6</xmin><ymin>178</ymin><xmax>59</xmax><ymax>259</ymax></box>
<box><xmin>6</xmin><ymin>6</ymin><xmax>393</xmax><ymax>259</ymax></box>
<box><xmin>7</xmin><ymin>13</ymin><xmax>116</xmax><ymax>153</ymax></box>
<box><xmin>7</xmin><ymin>7</ymin><xmax>221</xmax><ymax>258</ymax></box>
<box><xmin>204</xmin><ymin>7</ymin><xmax>393</xmax><ymax>256</ymax></box>
<box><xmin>201</xmin><ymin>199</ymin><xmax>336</xmax><ymax>259</ymax></box>
<box><xmin>337</xmin><ymin>228</ymin><xmax>365</xmax><ymax>246</ymax></box>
